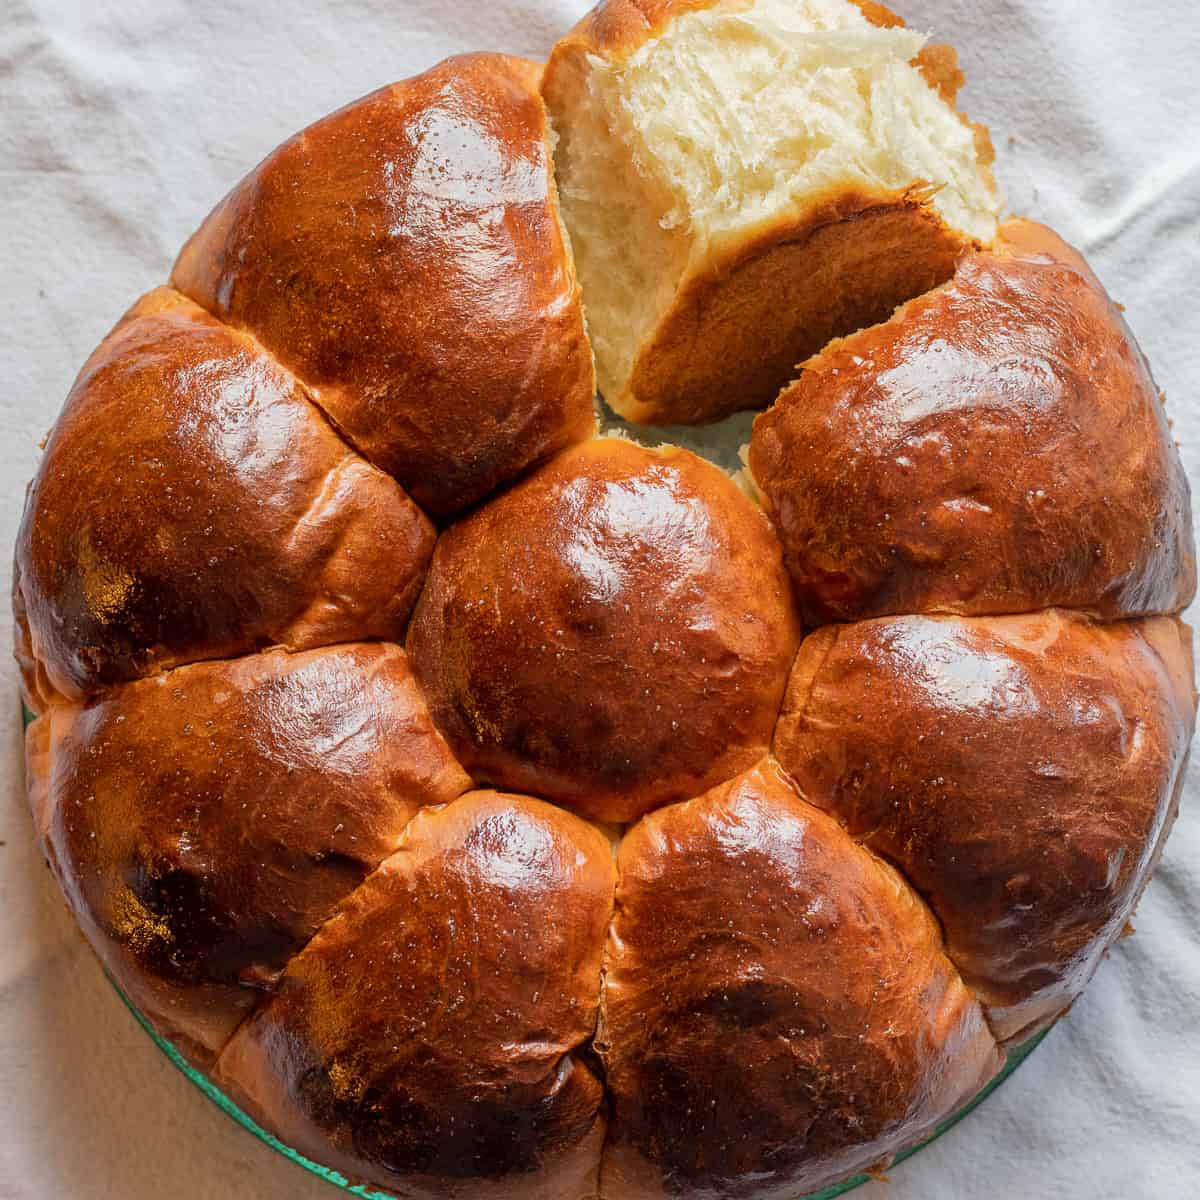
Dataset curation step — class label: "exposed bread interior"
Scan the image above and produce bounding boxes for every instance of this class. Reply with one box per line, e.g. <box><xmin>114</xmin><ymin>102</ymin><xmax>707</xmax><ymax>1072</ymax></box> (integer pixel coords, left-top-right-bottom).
<box><xmin>545</xmin><ymin>0</ymin><xmax>1001</xmax><ymax>423</ymax></box>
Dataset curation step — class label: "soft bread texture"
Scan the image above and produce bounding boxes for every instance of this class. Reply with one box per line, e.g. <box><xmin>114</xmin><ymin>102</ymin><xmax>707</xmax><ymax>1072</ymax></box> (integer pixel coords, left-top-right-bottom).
<box><xmin>774</xmin><ymin>612</ymin><xmax>1197</xmax><ymax>1042</ymax></box>
<box><xmin>543</xmin><ymin>0</ymin><xmax>1000</xmax><ymax>423</ymax></box>
<box><xmin>599</xmin><ymin>761</ymin><xmax>1001</xmax><ymax>1199</ymax></box>
<box><xmin>406</xmin><ymin>437</ymin><xmax>801</xmax><ymax>822</ymax></box>
<box><xmin>750</xmin><ymin>219</ymin><xmax>1197</xmax><ymax>624</ymax></box>
<box><xmin>13</xmin><ymin>288</ymin><xmax>434</xmax><ymax>709</ymax></box>
<box><xmin>216</xmin><ymin>791</ymin><xmax>614</xmax><ymax>1200</ymax></box>
<box><xmin>26</xmin><ymin>644</ymin><xmax>469</xmax><ymax>1065</ymax></box>
<box><xmin>172</xmin><ymin>53</ymin><xmax>596</xmax><ymax>518</ymax></box>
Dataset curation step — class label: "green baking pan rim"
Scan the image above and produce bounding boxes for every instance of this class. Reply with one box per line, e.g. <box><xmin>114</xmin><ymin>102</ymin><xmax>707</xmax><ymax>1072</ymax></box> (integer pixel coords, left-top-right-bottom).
<box><xmin>21</xmin><ymin>699</ymin><xmax>1048</xmax><ymax>1198</ymax></box>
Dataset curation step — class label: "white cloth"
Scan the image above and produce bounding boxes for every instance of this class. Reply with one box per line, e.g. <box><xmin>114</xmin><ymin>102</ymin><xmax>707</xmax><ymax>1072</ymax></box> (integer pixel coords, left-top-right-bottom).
<box><xmin>1</xmin><ymin>1</ymin><xmax>1198</xmax><ymax>1197</ymax></box>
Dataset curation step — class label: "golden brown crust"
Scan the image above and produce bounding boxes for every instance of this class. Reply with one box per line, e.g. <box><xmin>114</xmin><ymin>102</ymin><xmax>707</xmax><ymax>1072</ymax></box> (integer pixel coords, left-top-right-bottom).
<box><xmin>172</xmin><ymin>53</ymin><xmax>596</xmax><ymax>518</ymax></box>
<box><xmin>29</xmin><ymin>644</ymin><xmax>469</xmax><ymax>1064</ymax></box>
<box><xmin>773</xmin><ymin>612</ymin><xmax>1197</xmax><ymax>1042</ymax></box>
<box><xmin>216</xmin><ymin>791</ymin><xmax>615</xmax><ymax>1200</ymax></box>
<box><xmin>12</xmin><ymin>554</ymin><xmax>46</xmax><ymax>713</ymax></box>
<box><xmin>750</xmin><ymin>219</ymin><xmax>1197</xmax><ymax>623</ymax></box>
<box><xmin>914</xmin><ymin>42</ymin><xmax>966</xmax><ymax>103</ymax></box>
<box><xmin>619</xmin><ymin>187</ymin><xmax>973</xmax><ymax>424</ymax></box>
<box><xmin>996</xmin><ymin>216</ymin><xmax>1098</xmax><ymax>280</ymax></box>
<box><xmin>599</xmin><ymin>761</ymin><xmax>1001</xmax><ymax>1198</ymax></box>
<box><xmin>10</xmin><ymin>5</ymin><xmax>1197</xmax><ymax>1188</ymax></box>
<box><xmin>14</xmin><ymin>288</ymin><xmax>434</xmax><ymax>708</ymax></box>
<box><xmin>849</xmin><ymin>0</ymin><xmax>907</xmax><ymax>30</ymax></box>
<box><xmin>557</xmin><ymin>0</ymin><xmax>916</xmax><ymax>59</ymax></box>
<box><xmin>554</xmin><ymin>0</ymin><xmax>723</xmax><ymax>61</ymax></box>
<box><xmin>406</xmin><ymin>438</ymin><xmax>801</xmax><ymax>822</ymax></box>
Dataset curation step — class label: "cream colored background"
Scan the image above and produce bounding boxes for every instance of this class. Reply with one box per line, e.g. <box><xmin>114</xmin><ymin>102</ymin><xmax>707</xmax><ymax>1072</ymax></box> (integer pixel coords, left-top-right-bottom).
<box><xmin>2</xmin><ymin>1</ymin><xmax>1199</xmax><ymax>1196</ymax></box>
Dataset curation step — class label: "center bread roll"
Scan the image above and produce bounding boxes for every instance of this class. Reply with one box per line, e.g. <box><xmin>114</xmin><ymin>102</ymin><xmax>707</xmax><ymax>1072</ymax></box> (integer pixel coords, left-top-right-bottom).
<box><xmin>406</xmin><ymin>437</ymin><xmax>801</xmax><ymax>823</ymax></box>
<box><xmin>544</xmin><ymin>0</ymin><xmax>1001</xmax><ymax>424</ymax></box>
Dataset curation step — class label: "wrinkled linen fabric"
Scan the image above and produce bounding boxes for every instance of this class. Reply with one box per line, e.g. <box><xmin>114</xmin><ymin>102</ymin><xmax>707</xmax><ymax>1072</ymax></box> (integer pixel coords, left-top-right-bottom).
<box><xmin>1</xmin><ymin>1</ymin><xmax>1198</xmax><ymax>1197</ymax></box>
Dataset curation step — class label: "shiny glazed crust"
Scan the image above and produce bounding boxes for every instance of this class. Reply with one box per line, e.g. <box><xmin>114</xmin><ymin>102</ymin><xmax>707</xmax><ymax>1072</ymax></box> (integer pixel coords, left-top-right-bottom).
<box><xmin>216</xmin><ymin>792</ymin><xmax>615</xmax><ymax>1200</ymax></box>
<box><xmin>14</xmin><ymin>288</ymin><xmax>434</xmax><ymax>709</ymax></box>
<box><xmin>599</xmin><ymin>761</ymin><xmax>1002</xmax><ymax>1199</ymax></box>
<box><xmin>774</xmin><ymin>611</ymin><xmax>1197</xmax><ymax>1043</ymax></box>
<box><xmin>750</xmin><ymin>219</ymin><xmax>1197</xmax><ymax>623</ymax></box>
<box><xmin>26</xmin><ymin>644</ymin><xmax>470</xmax><ymax>1064</ymax></box>
<box><xmin>406</xmin><ymin>438</ymin><xmax>801</xmax><ymax>822</ymax></box>
<box><xmin>171</xmin><ymin>53</ymin><xmax>596</xmax><ymax>519</ymax></box>
<box><xmin>13</xmin><ymin>11</ymin><xmax>1199</xmax><ymax>1200</ymax></box>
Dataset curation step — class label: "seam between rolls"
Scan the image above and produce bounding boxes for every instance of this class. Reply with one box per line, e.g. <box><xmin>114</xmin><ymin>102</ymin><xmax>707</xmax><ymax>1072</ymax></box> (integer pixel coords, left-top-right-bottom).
<box><xmin>764</xmin><ymin>614</ymin><xmax>1002</xmax><ymax>1047</ymax></box>
<box><xmin>807</xmin><ymin>598</ymin><xmax>1198</xmax><ymax>631</ymax></box>
<box><xmin>204</xmin><ymin>788</ymin><xmax>467</xmax><ymax>1072</ymax></box>
<box><xmin>23</xmin><ymin>637</ymin><xmax>419</xmax><ymax>719</ymax></box>
<box><xmin>853</xmin><ymin>827</ymin><xmax>1005</xmax><ymax>1048</ymax></box>
<box><xmin>57</xmin><ymin>637</ymin><xmax>418</xmax><ymax>705</ymax></box>
<box><xmin>769</xmin><ymin>623</ymin><xmax>841</xmax><ymax>785</ymax></box>
<box><xmin>171</xmin><ymin>281</ymin><xmax>608</xmax><ymax>534</ymax></box>
<box><xmin>591</xmin><ymin>818</ymin><xmax>624</xmax><ymax>1200</ymax></box>
<box><xmin>779</xmin><ymin>736</ymin><xmax>1006</xmax><ymax>1046</ymax></box>
<box><xmin>161</xmin><ymin>284</ymin><xmax>431</xmax><ymax>524</ymax></box>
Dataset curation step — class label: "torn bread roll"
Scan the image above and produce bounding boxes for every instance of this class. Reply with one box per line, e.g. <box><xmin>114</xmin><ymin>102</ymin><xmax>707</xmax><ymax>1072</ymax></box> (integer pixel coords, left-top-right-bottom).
<box><xmin>544</xmin><ymin>0</ymin><xmax>1000</xmax><ymax>424</ymax></box>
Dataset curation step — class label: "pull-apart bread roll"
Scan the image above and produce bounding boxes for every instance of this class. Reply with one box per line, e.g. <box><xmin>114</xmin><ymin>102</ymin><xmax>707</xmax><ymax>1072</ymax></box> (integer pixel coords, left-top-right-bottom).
<box><xmin>14</xmin><ymin>289</ymin><xmax>434</xmax><ymax>710</ymax></box>
<box><xmin>544</xmin><ymin>0</ymin><xmax>1001</xmax><ymax>423</ymax></box>
<box><xmin>600</xmin><ymin>762</ymin><xmax>1000</xmax><ymax>1199</ymax></box>
<box><xmin>217</xmin><ymin>792</ymin><xmax>615</xmax><ymax>1200</ymax></box>
<box><xmin>13</xmin><ymin>1</ymin><xmax>1200</xmax><ymax>1194</ymax></box>
<box><xmin>25</xmin><ymin>644</ymin><xmax>469</xmax><ymax>1065</ymax></box>
<box><xmin>750</xmin><ymin>220</ymin><xmax>1196</xmax><ymax>623</ymax></box>
<box><xmin>407</xmin><ymin>438</ymin><xmax>801</xmax><ymax>822</ymax></box>
<box><xmin>172</xmin><ymin>53</ymin><xmax>595</xmax><ymax>517</ymax></box>
<box><xmin>774</xmin><ymin>612</ymin><xmax>1196</xmax><ymax>1042</ymax></box>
